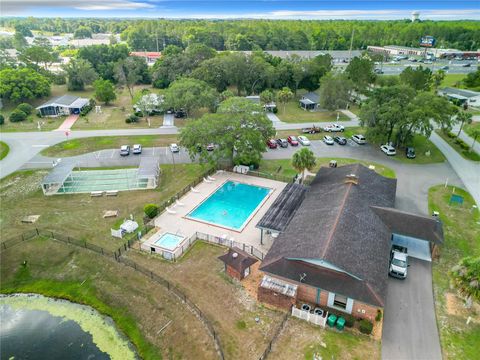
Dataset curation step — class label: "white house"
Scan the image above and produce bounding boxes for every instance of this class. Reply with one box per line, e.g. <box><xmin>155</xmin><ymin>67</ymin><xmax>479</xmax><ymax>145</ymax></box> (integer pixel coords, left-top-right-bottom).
<box><xmin>36</xmin><ymin>95</ymin><xmax>89</xmax><ymax>117</ymax></box>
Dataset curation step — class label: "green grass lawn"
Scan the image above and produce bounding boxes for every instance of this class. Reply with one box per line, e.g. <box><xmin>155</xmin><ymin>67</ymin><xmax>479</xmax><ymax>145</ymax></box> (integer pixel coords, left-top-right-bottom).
<box><xmin>41</xmin><ymin>134</ymin><xmax>178</xmax><ymax>157</ymax></box>
<box><xmin>0</xmin><ymin>141</ymin><xmax>9</xmax><ymax>160</ymax></box>
<box><xmin>276</xmin><ymin>100</ymin><xmax>349</xmax><ymax>123</ymax></box>
<box><xmin>437</xmin><ymin>130</ymin><xmax>480</xmax><ymax>161</ymax></box>
<box><xmin>258</xmin><ymin>157</ymin><xmax>396</xmax><ymax>179</ymax></box>
<box><xmin>429</xmin><ymin>185</ymin><xmax>480</xmax><ymax>360</ymax></box>
<box><xmin>464</xmin><ymin>121</ymin><xmax>480</xmax><ymax>138</ymax></box>
<box><xmin>393</xmin><ymin>135</ymin><xmax>445</xmax><ymax>164</ymax></box>
<box><xmin>0</xmin><ymin>163</ymin><xmax>206</xmax><ymax>250</ymax></box>
<box><xmin>441</xmin><ymin>73</ymin><xmax>467</xmax><ymax>88</ymax></box>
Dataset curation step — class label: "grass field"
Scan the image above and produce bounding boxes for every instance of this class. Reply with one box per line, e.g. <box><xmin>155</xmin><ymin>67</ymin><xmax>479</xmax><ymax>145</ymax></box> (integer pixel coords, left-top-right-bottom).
<box><xmin>441</xmin><ymin>73</ymin><xmax>467</xmax><ymax>88</ymax></box>
<box><xmin>268</xmin><ymin>317</ymin><xmax>380</xmax><ymax>360</ymax></box>
<box><xmin>258</xmin><ymin>158</ymin><xmax>396</xmax><ymax>179</ymax></box>
<box><xmin>429</xmin><ymin>185</ymin><xmax>480</xmax><ymax>360</ymax></box>
<box><xmin>41</xmin><ymin>135</ymin><xmax>178</xmax><ymax>157</ymax></box>
<box><xmin>0</xmin><ymin>238</ymin><xmax>217</xmax><ymax>360</ymax></box>
<box><xmin>0</xmin><ymin>164</ymin><xmax>206</xmax><ymax>251</ymax></box>
<box><xmin>0</xmin><ymin>141</ymin><xmax>9</xmax><ymax>160</ymax></box>
<box><xmin>276</xmin><ymin>100</ymin><xmax>349</xmax><ymax>123</ymax></box>
<box><xmin>126</xmin><ymin>242</ymin><xmax>285</xmax><ymax>360</ymax></box>
<box><xmin>464</xmin><ymin>121</ymin><xmax>480</xmax><ymax>138</ymax></box>
<box><xmin>437</xmin><ymin>130</ymin><xmax>480</xmax><ymax>161</ymax></box>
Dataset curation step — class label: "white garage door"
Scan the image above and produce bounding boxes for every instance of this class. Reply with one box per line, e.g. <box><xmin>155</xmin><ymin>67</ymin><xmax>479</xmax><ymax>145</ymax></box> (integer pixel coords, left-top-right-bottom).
<box><xmin>392</xmin><ymin>233</ymin><xmax>431</xmax><ymax>262</ymax></box>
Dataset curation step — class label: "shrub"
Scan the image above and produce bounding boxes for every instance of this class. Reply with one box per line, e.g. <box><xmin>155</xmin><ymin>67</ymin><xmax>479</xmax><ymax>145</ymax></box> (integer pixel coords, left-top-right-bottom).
<box><xmin>9</xmin><ymin>109</ymin><xmax>28</xmax><ymax>122</ymax></box>
<box><xmin>144</xmin><ymin>204</ymin><xmax>159</xmax><ymax>219</ymax></box>
<box><xmin>0</xmin><ymin>114</ymin><xmax>4</xmax><ymax>125</ymax></box>
<box><xmin>359</xmin><ymin>319</ymin><xmax>373</xmax><ymax>335</ymax></box>
<box><xmin>375</xmin><ymin>309</ymin><xmax>382</xmax><ymax>322</ymax></box>
<box><xmin>342</xmin><ymin>314</ymin><xmax>356</xmax><ymax>327</ymax></box>
<box><xmin>126</xmin><ymin>114</ymin><xmax>139</xmax><ymax>124</ymax></box>
<box><xmin>17</xmin><ymin>103</ymin><xmax>33</xmax><ymax>115</ymax></box>
<box><xmin>272</xmin><ymin>106</ymin><xmax>278</xmax><ymax>114</ymax></box>
<box><xmin>51</xmin><ymin>73</ymin><xmax>67</xmax><ymax>85</ymax></box>
<box><xmin>80</xmin><ymin>104</ymin><xmax>92</xmax><ymax>117</ymax></box>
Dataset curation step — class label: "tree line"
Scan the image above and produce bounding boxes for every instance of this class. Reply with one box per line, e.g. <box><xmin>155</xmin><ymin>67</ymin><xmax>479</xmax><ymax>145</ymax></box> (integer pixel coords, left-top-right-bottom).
<box><xmin>1</xmin><ymin>18</ymin><xmax>479</xmax><ymax>51</ymax></box>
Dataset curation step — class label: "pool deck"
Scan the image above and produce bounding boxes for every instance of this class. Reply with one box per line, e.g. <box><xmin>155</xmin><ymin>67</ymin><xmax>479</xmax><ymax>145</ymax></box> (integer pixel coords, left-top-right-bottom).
<box><xmin>145</xmin><ymin>172</ymin><xmax>288</xmax><ymax>253</ymax></box>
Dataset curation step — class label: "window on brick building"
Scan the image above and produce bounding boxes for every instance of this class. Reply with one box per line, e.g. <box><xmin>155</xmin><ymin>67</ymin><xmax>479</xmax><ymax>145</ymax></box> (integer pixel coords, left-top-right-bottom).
<box><xmin>333</xmin><ymin>294</ymin><xmax>347</xmax><ymax>309</ymax></box>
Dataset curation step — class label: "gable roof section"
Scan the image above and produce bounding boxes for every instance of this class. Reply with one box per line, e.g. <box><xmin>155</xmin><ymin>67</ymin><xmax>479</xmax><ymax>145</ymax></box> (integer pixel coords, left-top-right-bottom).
<box><xmin>218</xmin><ymin>247</ymin><xmax>258</xmax><ymax>273</ymax></box>
<box><xmin>302</xmin><ymin>92</ymin><xmax>319</xmax><ymax>104</ymax></box>
<box><xmin>37</xmin><ymin>95</ymin><xmax>81</xmax><ymax>109</ymax></box>
<box><xmin>260</xmin><ymin>164</ymin><xmax>397</xmax><ymax>307</ymax></box>
<box><xmin>371</xmin><ymin>206</ymin><xmax>444</xmax><ymax>245</ymax></box>
<box><xmin>256</xmin><ymin>183</ymin><xmax>307</xmax><ymax>232</ymax></box>
<box><xmin>441</xmin><ymin>87</ymin><xmax>480</xmax><ymax>98</ymax></box>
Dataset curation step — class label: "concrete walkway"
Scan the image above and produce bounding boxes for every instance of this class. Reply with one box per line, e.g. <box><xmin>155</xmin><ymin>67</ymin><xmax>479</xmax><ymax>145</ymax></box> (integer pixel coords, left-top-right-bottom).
<box><xmin>451</xmin><ymin>125</ymin><xmax>480</xmax><ymax>155</ymax></box>
<box><xmin>266</xmin><ymin>112</ymin><xmax>285</xmax><ymax>125</ymax></box>
<box><xmin>55</xmin><ymin>114</ymin><xmax>79</xmax><ymax>131</ymax></box>
<box><xmin>162</xmin><ymin>113</ymin><xmax>175</xmax><ymax>127</ymax></box>
<box><xmin>430</xmin><ymin>132</ymin><xmax>480</xmax><ymax>207</ymax></box>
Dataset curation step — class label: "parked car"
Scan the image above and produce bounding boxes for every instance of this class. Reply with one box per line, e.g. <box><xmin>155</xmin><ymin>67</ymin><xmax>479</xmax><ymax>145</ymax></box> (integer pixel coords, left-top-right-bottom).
<box><xmin>389</xmin><ymin>245</ymin><xmax>409</xmax><ymax>279</ymax></box>
<box><xmin>380</xmin><ymin>144</ymin><xmax>396</xmax><ymax>156</ymax></box>
<box><xmin>174</xmin><ymin>109</ymin><xmax>186</xmax><ymax>118</ymax></box>
<box><xmin>405</xmin><ymin>147</ymin><xmax>416</xmax><ymax>159</ymax></box>
<box><xmin>374</xmin><ymin>68</ymin><xmax>384</xmax><ymax>74</ymax></box>
<box><xmin>266</xmin><ymin>139</ymin><xmax>278</xmax><ymax>149</ymax></box>
<box><xmin>206</xmin><ymin>143</ymin><xmax>215</xmax><ymax>151</ymax></box>
<box><xmin>323</xmin><ymin>135</ymin><xmax>334</xmax><ymax>145</ymax></box>
<box><xmin>462</xmin><ymin>63</ymin><xmax>471</xmax><ymax>67</ymax></box>
<box><xmin>120</xmin><ymin>145</ymin><xmax>130</xmax><ymax>156</ymax></box>
<box><xmin>440</xmin><ymin>65</ymin><xmax>449</xmax><ymax>70</ymax></box>
<box><xmin>298</xmin><ymin>136</ymin><xmax>310</xmax><ymax>146</ymax></box>
<box><xmin>302</xmin><ymin>126</ymin><xmax>321</xmax><ymax>134</ymax></box>
<box><xmin>132</xmin><ymin>144</ymin><xmax>142</xmax><ymax>154</ymax></box>
<box><xmin>323</xmin><ymin>123</ymin><xmax>345</xmax><ymax>132</ymax></box>
<box><xmin>276</xmin><ymin>138</ymin><xmax>288</xmax><ymax>148</ymax></box>
<box><xmin>288</xmin><ymin>136</ymin><xmax>299</xmax><ymax>146</ymax></box>
<box><xmin>334</xmin><ymin>136</ymin><xmax>347</xmax><ymax>145</ymax></box>
<box><xmin>169</xmin><ymin>143</ymin><xmax>179</xmax><ymax>153</ymax></box>
<box><xmin>351</xmin><ymin>134</ymin><xmax>366</xmax><ymax>144</ymax></box>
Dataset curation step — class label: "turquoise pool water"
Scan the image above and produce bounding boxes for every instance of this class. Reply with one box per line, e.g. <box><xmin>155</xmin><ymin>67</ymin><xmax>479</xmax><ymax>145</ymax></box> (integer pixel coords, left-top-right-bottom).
<box><xmin>154</xmin><ymin>233</ymin><xmax>184</xmax><ymax>251</ymax></box>
<box><xmin>187</xmin><ymin>181</ymin><xmax>271</xmax><ymax>230</ymax></box>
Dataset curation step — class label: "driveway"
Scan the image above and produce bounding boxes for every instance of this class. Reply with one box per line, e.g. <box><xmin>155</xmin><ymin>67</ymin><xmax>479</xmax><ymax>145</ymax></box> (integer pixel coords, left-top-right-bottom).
<box><xmin>382</xmin><ymin>259</ymin><xmax>442</xmax><ymax>360</ymax></box>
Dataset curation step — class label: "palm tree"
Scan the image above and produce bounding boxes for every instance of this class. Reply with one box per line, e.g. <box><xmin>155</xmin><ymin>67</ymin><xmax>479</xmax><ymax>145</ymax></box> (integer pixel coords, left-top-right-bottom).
<box><xmin>292</xmin><ymin>147</ymin><xmax>316</xmax><ymax>183</ymax></box>
<box><xmin>277</xmin><ymin>87</ymin><xmax>293</xmax><ymax>114</ymax></box>
<box><xmin>449</xmin><ymin>256</ymin><xmax>480</xmax><ymax>308</ymax></box>
<box><xmin>469</xmin><ymin>127</ymin><xmax>480</xmax><ymax>151</ymax></box>
<box><xmin>456</xmin><ymin>111</ymin><xmax>473</xmax><ymax>138</ymax></box>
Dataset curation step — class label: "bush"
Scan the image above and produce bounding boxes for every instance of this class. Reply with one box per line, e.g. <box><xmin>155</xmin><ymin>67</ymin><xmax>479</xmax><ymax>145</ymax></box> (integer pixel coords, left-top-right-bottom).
<box><xmin>80</xmin><ymin>104</ymin><xmax>92</xmax><ymax>117</ymax></box>
<box><xmin>126</xmin><ymin>114</ymin><xmax>139</xmax><ymax>124</ymax></box>
<box><xmin>375</xmin><ymin>309</ymin><xmax>382</xmax><ymax>322</ymax></box>
<box><xmin>9</xmin><ymin>109</ymin><xmax>28</xmax><ymax>122</ymax></box>
<box><xmin>342</xmin><ymin>313</ymin><xmax>356</xmax><ymax>328</ymax></box>
<box><xmin>272</xmin><ymin>106</ymin><xmax>278</xmax><ymax>114</ymax></box>
<box><xmin>51</xmin><ymin>73</ymin><xmax>67</xmax><ymax>85</ymax></box>
<box><xmin>144</xmin><ymin>204</ymin><xmax>159</xmax><ymax>219</ymax></box>
<box><xmin>17</xmin><ymin>103</ymin><xmax>33</xmax><ymax>115</ymax></box>
<box><xmin>359</xmin><ymin>319</ymin><xmax>373</xmax><ymax>335</ymax></box>
<box><xmin>0</xmin><ymin>114</ymin><xmax>4</xmax><ymax>125</ymax></box>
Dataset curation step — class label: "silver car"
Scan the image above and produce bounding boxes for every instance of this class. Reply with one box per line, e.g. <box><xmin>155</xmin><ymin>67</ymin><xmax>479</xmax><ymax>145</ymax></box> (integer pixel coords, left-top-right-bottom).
<box><xmin>323</xmin><ymin>135</ymin><xmax>334</xmax><ymax>145</ymax></box>
<box><xmin>298</xmin><ymin>136</ymin><xmax>311</xmax><ymax>146</ymax></box>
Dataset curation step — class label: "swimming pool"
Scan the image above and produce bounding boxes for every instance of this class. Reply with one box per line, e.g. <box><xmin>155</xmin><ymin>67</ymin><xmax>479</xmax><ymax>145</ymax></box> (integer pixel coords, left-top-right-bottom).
<box><xmin>186</xmin><ymin>181</ymin><xmax>271</xmax><ymax>231</ymax></box>
<box><xmin>153</xmin><ymin>232</ymin><xmax>185</xmax><ymax>251</ymax></box>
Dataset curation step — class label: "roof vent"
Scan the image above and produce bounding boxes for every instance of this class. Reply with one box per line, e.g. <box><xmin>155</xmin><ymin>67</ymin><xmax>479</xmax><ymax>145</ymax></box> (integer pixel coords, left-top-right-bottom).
<box><xmin>345</xmin><ymin>174</ymin><xmax>358</xmax><ymax>185</ymax></box>
<box><xmin>232</xmin><ymin>252</ymin><xmax>238</xmax><ymax>258</ymax></box>
<box><xmin>299</xmin><ymin>273</ymin><xmax>307</xmax><ymax>283</ymax></box>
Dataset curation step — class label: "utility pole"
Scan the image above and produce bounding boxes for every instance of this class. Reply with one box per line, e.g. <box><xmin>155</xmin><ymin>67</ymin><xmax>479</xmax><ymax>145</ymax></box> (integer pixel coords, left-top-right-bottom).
<box><xmin>156</xmin><ymin>31</ymin><xmax>159</xmax><ymax>53</ymax></box>
<box><xmin>348</xmin><ymin>28</ymin><xmax>355</xmax><ymax>61</ymax></box>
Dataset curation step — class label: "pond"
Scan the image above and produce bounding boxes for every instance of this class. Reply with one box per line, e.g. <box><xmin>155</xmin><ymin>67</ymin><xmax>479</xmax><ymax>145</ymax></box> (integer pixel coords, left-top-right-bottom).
<box><xmin>0</xmin><ymin>294</ymin><xmax>137</xmax><ymax>360</ymax></box>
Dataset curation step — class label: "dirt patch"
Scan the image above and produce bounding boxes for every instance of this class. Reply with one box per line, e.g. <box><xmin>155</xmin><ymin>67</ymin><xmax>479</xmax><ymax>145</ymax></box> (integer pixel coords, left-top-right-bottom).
<box><xmin>445</xmin><ymin>292</ymin><xmax>480</xmax><ymax>323</ymax></box>
<box><xmin>125</xmin><ymin>242</ymin><xmax>285</xmax><ymax>360</ymax></box>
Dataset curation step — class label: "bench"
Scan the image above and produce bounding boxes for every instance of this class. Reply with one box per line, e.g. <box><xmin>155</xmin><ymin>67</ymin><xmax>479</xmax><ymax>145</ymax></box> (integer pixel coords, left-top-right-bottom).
<box><xmin>106</xmin><ymin>190</ymin><xmax>119</xmax><ymax>196</ymax></box>
<box><xmin>91</xmin><ymin>191</ymin><xmax>104</xmax><ymax>197</ymax></box>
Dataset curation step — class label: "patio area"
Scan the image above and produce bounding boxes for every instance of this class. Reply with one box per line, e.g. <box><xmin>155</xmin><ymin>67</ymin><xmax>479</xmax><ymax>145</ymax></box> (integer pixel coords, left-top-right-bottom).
<box><xmin>142</xmin><ymin>171</ymin><xmax>287</xmax><ymax>255</ymax></box>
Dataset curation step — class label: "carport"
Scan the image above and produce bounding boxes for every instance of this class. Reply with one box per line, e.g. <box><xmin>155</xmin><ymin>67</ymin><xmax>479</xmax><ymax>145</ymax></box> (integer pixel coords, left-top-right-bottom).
<box><xmin>371</xmin><ymin>206</ymin><xmax>444</xmax><ymax>261</ymax></box>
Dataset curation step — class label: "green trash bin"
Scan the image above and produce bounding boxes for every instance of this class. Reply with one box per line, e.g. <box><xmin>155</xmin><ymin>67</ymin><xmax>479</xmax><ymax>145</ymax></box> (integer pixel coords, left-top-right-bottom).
<box><xmin>327</xmin><ymin>314</ymin><xmax>337</xmax><ymax>327</ymax></box>
<box><xmin>336</xmin><ymin>317</ymin><xmax>345</xmax><ymax>330</ymax></box>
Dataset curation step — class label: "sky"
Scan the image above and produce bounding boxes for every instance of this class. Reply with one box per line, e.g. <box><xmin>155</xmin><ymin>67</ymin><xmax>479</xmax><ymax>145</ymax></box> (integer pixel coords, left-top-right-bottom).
<box><xmin>2</xmin><ymin>1</ymin><xmax>480</xmax><ymax>20</ymax></box>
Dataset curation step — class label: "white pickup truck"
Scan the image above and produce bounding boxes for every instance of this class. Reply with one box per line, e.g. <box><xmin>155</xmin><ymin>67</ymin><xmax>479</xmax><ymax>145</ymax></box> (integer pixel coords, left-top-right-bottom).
<box><xmin>323</xmin><ymin>123</ymin><xmax>345</xmax><ymax>132</ymax></box>
<box><xmin>389</xmin><ymin>245</ymin><xmax>409</xmax><ymax>279</ymax></box>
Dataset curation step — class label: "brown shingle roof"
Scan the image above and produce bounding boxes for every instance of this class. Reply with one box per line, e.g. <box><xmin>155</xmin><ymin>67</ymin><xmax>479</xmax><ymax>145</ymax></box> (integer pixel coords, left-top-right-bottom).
<box><xmin>260</xmin><ymin>164</ymin><xmax>397</xmax><ymax>307</ymax></box>
<box><xmin>218</xmin><ymin>247</ymin><xmax>258</xmax><ymax>273</ymax></box>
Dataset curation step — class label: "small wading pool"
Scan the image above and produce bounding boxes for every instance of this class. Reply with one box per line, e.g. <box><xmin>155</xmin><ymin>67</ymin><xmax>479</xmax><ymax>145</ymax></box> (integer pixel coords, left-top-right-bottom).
<box><xmin>149</xmin><ymin>232</ymin><xmax>186</xmax><ymax>260</ymax></box>
<box><xmin>186</xmin><ymin>180</ymin><xmax>271</xmax><ymax>231</ymax></box>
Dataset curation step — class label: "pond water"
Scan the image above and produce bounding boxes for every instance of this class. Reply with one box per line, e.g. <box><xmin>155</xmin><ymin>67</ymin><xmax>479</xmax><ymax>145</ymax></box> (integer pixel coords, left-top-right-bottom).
<box><xmin>0</xmin><ymin>294</ymin><xmax>137</xmax><ymax>360</ymax></box>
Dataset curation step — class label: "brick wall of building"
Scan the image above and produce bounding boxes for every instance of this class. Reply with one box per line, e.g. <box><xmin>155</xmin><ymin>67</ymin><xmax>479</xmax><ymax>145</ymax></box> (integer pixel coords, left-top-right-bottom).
<box><xmin>257</xmin><ymin>286</ymin><xmax>296</xmax><ymax>310</ymax></box>
<box><xmin>225</xmin><ymin>265</ymin><xmax>242</xmax><ymax>281</ymax></box>
<box><xmin>351</xmin><ymin>301</ymin><xmax>380</xmax><ymax>322</ymax></box>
